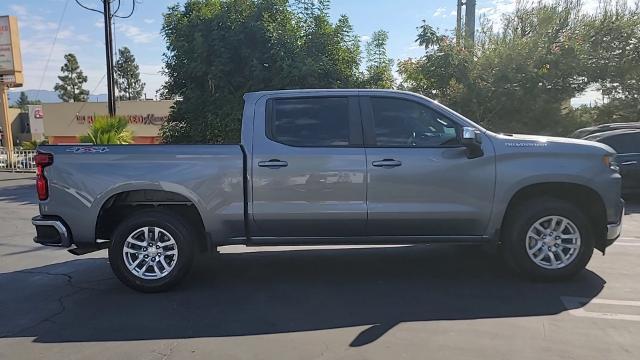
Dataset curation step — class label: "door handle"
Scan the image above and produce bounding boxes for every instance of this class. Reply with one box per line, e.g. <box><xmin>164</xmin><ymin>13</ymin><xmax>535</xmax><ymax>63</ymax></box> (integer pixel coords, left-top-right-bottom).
<box><xmin>372</xmin><ymin>159</ymin><xmax>402</xmax><ymax>168</ymax></box>
<box><xmin>621</xmin><ymin>161</ymin><xmax>638</xmax><ymax>165</ymax></box>
<box><xmin>258</xmin><ymin>159</ymin><xmax>288</xmax><ymax>168</ymax></box>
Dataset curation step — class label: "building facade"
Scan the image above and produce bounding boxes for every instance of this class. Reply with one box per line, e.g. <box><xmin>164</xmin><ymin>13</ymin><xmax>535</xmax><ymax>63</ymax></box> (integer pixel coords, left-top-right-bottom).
<box><xmin>26</xmin><ymin>100</ymin><xmax>172</xmax><ymax>145</ymax></box>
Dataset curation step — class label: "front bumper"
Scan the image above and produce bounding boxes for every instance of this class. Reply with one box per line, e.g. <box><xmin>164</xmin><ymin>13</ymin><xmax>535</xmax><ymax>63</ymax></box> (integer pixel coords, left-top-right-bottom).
<box><xmin>32</xmin><ymin>216</ymin><xmax>72</xmax><ymax>247</ymax></box>
<box><xmin>598</xmin><ymin>200</ymin><xmax>624</xmax><ymax>251</ymax></box>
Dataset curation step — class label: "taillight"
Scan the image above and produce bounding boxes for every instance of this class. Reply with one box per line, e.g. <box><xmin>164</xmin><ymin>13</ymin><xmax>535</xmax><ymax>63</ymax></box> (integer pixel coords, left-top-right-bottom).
<box><xmin>34</xmin><ymin>153</ymin><xmax>53</xmax><ymax>201</ymax></box>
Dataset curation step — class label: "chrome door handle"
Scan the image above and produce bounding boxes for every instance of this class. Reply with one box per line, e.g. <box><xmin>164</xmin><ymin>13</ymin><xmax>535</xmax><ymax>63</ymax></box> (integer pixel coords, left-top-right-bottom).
<box><xmin>621</xmin><ymin>161</ymin><xmax>638</xmax><ymax>165</ymax></box>
<box><xmin>258</xmin><ymin>159</ymin><xmax>288</xmax><ymax>168</ymax></box>
<box><xmin>372</xmin><ymin>159</ymin><xmax>402</xmax><ymax>168</ymax></box>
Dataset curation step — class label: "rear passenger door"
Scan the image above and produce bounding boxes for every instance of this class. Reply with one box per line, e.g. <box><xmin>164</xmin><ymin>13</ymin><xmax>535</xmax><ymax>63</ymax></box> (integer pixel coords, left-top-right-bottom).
<box><xmin>251</xmin><ymin>94</ymin><xmax>367</xmax><ymax>238</ymax></box>
<box><xmin>361</xmin><ymin>95</ymin><xmax>496</xmax><ymax>238</ymax></box>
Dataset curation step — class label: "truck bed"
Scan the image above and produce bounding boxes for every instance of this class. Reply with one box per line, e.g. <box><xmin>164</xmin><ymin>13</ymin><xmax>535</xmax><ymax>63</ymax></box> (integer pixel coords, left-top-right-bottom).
<box><xmin>37</xmin><ymin>144</ymin><xmax>246</xmax><ymax>247</ymax></box>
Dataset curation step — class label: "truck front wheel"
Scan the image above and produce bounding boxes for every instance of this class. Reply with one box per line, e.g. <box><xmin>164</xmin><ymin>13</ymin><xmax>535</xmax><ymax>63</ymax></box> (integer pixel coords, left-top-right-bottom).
<box><xmin>502</xmin><ymin>197</ymin><xmax>595</xmax><ymax>280</ymax></box>
<box><xmin>108</xmin><ymin>209</ymin><xmax>195</xmax><ymax>292</ymax></box>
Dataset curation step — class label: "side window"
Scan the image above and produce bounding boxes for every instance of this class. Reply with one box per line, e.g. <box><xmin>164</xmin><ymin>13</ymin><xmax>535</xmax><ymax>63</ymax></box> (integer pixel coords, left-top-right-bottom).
<box><xmin>370</xmin><ymin>97</ymin><xmax>460</xmax><ymax>147</ymax></box>
<box><xmin>602</xmin><ymin>133</ymin><xmax>640</xmax><ymax>154</ymax></box>
<box><xmin>268</xmin><ymin>97</ymin><xmax>351</xmax><ymax>147</ymax></box>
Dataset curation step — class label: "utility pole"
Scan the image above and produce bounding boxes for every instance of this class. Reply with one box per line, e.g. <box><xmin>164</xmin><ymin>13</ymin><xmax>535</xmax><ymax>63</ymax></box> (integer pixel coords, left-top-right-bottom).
<box><xmin>102</xmin><ymin>0</ymin><xmax>116</xmax><ymax>116</ymax></box>
<box><xmin>456</xmin><ymin>0</ymin><xmax>463</xmax><ymax>46</ymax></box>
<box><xmin>464</xmin><ymin>0</ymin><xmax>476</xmax><ymax>47</ymax></box>
<box><xmin>1</xmin><ymin>85</ymin><xmax>14</xmax><ymax>159</ymax></box>
<box><xmin>75</xmin><ymin>0</ymin><xmax>138</xmax><ymax>116</ymax></box>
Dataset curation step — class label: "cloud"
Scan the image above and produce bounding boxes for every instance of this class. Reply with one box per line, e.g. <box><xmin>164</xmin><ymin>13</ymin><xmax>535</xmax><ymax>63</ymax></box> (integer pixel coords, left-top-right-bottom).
<box><xmin>143</xmin><ymin>18</ymin><xmax>156</xmax><ymax>24</ymax></box>
<box><xmin>433</xmin><ymin>7</ymin><xmax>447</xmax><ymax>18</ymax></box>
<box><xmin>359</xmin><ymin>35</ymin><xmax>371</xmax><ymax>42</ymax></box>
<box><xmin>9</xmin><ymin>4</ymin><xmax>28</xmax><ymax>16</ymax></box>
<box><xmin>116</xmin><ymin>23</ymin><xmax>158</xmax><ymax>44</ymax></box>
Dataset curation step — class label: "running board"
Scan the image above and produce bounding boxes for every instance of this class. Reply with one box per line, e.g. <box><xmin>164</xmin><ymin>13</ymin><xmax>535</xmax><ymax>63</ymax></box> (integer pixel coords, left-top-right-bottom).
<box><xmin>68</xmin><ymin>241</ymin><xmax>110</xmax><ymax>255</ymax></box>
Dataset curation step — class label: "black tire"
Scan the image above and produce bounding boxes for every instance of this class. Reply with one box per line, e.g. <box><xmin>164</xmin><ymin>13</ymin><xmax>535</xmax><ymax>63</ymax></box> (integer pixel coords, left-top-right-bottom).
<box><xmin>502</xmin><ymin>197</ymin><xmax>594</xmax><ymax>280</ymax></box>
<box><xmin>109</xmin><ymin>208</ymin><xmax>195</xmax><ymax>292</ymax></box>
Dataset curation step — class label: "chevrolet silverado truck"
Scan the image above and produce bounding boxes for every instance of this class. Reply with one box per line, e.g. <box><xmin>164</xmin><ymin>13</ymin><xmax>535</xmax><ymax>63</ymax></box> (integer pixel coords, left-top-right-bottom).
<box><xmin>32</xmin><ymin>89</ymin><xmax>624</xmax><ymax>292</ymax></box>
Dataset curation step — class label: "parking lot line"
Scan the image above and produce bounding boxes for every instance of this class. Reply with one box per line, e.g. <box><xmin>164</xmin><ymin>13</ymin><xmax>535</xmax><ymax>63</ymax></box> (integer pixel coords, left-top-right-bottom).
<box><xmin>616</xmin><ymin>237</ymin><xmax>640</xmax><ymax>246</ymax></box>
<box><xmin>561</xmin><ymin>296</ymin><xmax>640</xmax><ymax>322</ymax></box>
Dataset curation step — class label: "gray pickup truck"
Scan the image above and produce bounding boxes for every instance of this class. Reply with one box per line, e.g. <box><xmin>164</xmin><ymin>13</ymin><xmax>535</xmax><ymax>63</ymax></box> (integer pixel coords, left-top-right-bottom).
<box><xmin>32</xmin><ymin>89</ymin><xmax>624</xmax><ymax>292</ymax></box>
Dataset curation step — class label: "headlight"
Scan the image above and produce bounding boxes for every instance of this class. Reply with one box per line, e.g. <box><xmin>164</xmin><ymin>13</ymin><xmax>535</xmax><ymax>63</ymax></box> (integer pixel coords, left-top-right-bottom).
<box><xmin>603</xmin><ymin>155</ymin><xmax>620</xmax><ymax>172</ymax></box>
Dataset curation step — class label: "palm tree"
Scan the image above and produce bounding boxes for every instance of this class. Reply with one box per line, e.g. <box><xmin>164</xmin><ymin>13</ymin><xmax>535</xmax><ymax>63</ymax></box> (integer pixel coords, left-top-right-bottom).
<box><xmin>80</xmin><ymin>116</ymin><xmax>134</xmax><ymax>144</ymax></box>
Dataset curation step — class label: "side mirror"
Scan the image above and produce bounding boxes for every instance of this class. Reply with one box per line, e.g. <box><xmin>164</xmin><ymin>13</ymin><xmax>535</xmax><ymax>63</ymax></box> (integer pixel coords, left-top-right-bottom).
<box><xmin>460</xmin><ymin>127</ymin><xmax>484</xmax><ymax>159</ymax></box>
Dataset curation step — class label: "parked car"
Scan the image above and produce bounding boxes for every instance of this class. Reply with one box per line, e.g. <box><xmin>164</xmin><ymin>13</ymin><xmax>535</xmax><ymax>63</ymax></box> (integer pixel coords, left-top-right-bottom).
<box><xmin>31</xmin><ymin>89</ymin><xmax>624</xmax><ymax>292</ymax></box>
<box><xmin>570</xmin><ymin>122</ymin><xmax>640</xmax><ymax>139</ymax></box>
<box><xmin>584</xmin><ymin>129</ymin><xmax>640</xmax><ymax>195</ymax></box>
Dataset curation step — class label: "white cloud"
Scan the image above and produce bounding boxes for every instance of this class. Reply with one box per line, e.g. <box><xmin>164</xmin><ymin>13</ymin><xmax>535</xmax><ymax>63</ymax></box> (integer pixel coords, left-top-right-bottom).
<box><xmin>359</xmin><ymin>35</ymin><xmax>371</xmax><ymax>42</ymax></box>
<box><xmin>116</xmin><ymin>23</ymin><xmax>158</xmax><ymax>44</ymax></box>
<box><xmin>433</xmin><ymin>7</ymin><xmax>447</xmax><ymax>18</ymax></box>
<box><xmin>143</xmin><ymin>18</ymin><xmax>156</xmax><ymax>24</ymax></box>
<box><xmin>9</xmin><ymin>4</ymin><xmax>28</xmax><ymax>16</ymax></box>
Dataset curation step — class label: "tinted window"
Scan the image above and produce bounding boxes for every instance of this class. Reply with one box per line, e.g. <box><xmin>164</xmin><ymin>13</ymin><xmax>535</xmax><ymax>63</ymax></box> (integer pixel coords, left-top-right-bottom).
<box><xmin>269</xmin><ymin>97</ymin><xmax>350</xmax><ymax>147</ymax></box>
<box><xmin>370</xmin><ymin>97</ymin><xmax>460</xmax><ymax>147</ymax></box>
<box><xmin>600</xmin><ymin>133</ymin><xmax>640</xmax><ymax>154</ymax></box>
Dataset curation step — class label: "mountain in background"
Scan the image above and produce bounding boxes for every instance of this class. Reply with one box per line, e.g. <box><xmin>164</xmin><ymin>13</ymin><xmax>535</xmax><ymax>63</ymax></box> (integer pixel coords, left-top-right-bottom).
<box><xmin>7</xmin><ymin>89</ymin><xmax>108</xmax><ymax>104</ymax></box>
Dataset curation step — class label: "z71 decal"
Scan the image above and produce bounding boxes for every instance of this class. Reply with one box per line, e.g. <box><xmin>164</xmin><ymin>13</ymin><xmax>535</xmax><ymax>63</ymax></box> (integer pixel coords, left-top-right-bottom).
<box><xmin>66</xmin><ymin>146</ymin><xmax>110</xmax><ymax>153</ymax></box>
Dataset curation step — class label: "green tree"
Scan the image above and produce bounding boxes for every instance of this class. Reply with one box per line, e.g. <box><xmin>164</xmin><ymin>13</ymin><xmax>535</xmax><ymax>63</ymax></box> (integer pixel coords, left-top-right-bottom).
<box><xmin>159</xmin><ymin>0</ymin><xmax>362</xmax><ymax>143</ymax></box>
<box><xmin>79</xmin><ymin>116</ymin><xmax>134</xmax><ymax>144</ymax></box>
<box><xmin>115</xmin><ymin>47</ymin><xmax>145</xmax><ymax>101</ymax></box>
<box><xmin>54</xmin><ymin>53</ymin><xmax>89</xmax><ymax>102</ymax></box>
<box><xmin>399</xmin><ymin>2</ymin><xmax>587</xmax><ymax>135</ymax></box>
<box><xmin>363</xmin><ymin>30</ymin><xmax>394</xmax><ymax>89</ymax></box>
<box><xmin>12</xmin><ymin>91</ymin><xmax>41</xmax><ymax>112</ymax></box>
<box><xmin>577</xmin><ymin>2</ymin><xmax>640</xmax><ymax>123</ymax></box>
<box><xmin>398</xmin><ymin>0</ymin><xmax>640</xmax><ymax>135</ymax></box>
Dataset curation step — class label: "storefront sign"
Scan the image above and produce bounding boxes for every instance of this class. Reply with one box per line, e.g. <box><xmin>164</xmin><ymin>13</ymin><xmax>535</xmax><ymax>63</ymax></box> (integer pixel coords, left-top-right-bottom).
<box><xmin>0</xmin><ymin>16</ymin><xmax>22</xmax><ymax>76</ymax></box>
<box><xmin>28</xmin><ymin>105</ymin><xmax>45</xmax><ymax>134</ymax></box>
<box><xmin>76</xmin><ymin>114</ymin><xmax>168</xmax><ymax>126</ymax></box>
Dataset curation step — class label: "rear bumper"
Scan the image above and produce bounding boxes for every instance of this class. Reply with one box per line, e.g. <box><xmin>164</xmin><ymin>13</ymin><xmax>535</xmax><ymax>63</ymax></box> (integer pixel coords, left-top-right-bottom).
<box><xmin>32</xmin><ymin>216</ymin><xmax>72</xmax><ymax>247</ymax></box>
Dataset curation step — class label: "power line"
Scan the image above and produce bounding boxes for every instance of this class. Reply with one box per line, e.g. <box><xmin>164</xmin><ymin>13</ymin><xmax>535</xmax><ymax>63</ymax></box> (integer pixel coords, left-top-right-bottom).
<box><xmin>35</xmin><ymin>0</ymin><xmax>71</xmax><ymax>101</ymax></box>
<box><xmin>74</xmin><ymin>0</ymin><xmax>103</xmax><ymax>14</ymax></box>
<box><xmin>113</xmin><ymin>0</ymin><xmax>138</xmax><ymax>19</ymax></box>
<box><xmin>74</xmin><ymin>0</ymin><xmax>139</xmax><ymax>115</ymax></box>
<box><xmin>67</xmin><ymin>73</ymin><xmax>107</xmax><ymax>126</ymax></box>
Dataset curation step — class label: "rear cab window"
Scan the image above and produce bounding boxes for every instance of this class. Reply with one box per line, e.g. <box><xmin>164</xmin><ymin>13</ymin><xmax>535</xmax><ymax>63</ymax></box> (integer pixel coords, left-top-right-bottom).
<box><xmin>267</xmin><ymin>97</ymin><xmax>360</xmax><ymax>147</ymax></box>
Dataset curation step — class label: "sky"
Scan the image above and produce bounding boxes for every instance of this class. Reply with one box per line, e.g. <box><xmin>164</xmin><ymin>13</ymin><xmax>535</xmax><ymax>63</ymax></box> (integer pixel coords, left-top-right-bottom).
<box><xmin>0</xmin><ymin>0</ymin><xmax>618</xmax><ymax>104</ymax></box>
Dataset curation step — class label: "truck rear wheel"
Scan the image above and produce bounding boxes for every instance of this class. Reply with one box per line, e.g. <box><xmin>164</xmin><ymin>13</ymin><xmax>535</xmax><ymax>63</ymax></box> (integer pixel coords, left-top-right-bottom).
<box><xmin>502</xmin><ymin>197</ymin><xmax>594</xmax><ymax>280</ymax></box>
<box><xmin>108</xmin><ymin>209</ymin><xmax>195</xmax><ymax>292</ymax></box>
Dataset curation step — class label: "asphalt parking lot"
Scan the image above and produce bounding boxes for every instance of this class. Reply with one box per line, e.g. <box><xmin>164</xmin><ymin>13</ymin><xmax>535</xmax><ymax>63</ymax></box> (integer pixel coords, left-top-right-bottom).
<box><xmin>1</xmin><ymin>174</ymin><xmax>640</xmax><ymax>360</ymax></box>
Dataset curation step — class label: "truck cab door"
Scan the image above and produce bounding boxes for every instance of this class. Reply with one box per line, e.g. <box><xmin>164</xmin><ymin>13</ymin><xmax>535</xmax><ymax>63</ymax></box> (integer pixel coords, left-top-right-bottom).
<box><xmin>249</xmin><ymin>94</ymin><xmax>367</xmax><ymax>239</ymax></box>
<box><xmin>360</xmin><ymin>95</ymin><xmax>496</xmax><ymax>238</ymax></box>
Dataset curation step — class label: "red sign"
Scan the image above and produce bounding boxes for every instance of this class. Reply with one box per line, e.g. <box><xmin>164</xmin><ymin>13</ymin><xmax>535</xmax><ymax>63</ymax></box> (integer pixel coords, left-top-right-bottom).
<box><xmin>33</xmin><ymin>108</ymin><xmax>44</xmax><ymax>119</ymax></box>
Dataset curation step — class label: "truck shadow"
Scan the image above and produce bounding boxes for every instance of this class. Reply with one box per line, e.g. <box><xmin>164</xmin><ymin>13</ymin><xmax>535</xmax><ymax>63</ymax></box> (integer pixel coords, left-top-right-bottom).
<box><xmin>0</xmin><ymin>245</ymin><xmax>604</xmax><ymax>346</ymax></box>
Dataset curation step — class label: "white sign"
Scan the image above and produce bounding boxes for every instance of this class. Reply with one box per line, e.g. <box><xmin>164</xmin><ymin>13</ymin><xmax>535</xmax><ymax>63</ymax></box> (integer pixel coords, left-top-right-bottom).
<box><xmin>28</xmin><ymin>105</ymin><xmax>45</xmax><ymax>134</ymax></box>
<box><xmin>0</xmin><ymin>17</ymin><xmax>14</xmax><ymax>73</ymax></box>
